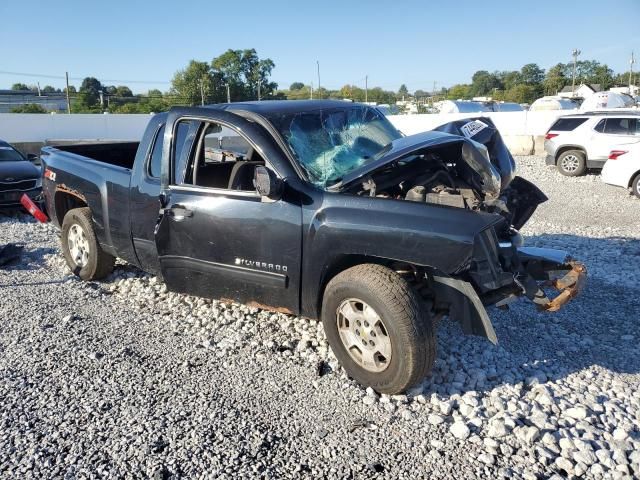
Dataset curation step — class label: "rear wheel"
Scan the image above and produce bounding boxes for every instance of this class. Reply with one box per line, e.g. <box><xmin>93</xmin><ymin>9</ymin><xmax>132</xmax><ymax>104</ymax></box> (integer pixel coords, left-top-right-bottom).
<box><xmin>321</xmin><ymin>264</ymin><xmax>435</xmax><ymax>394</ymax></box>
<box><xmin>557</xmin><ymin>150</ymin><xmax>586</xmax><ymax>176</ymax></box>
<box><xmin>61</xmin><ymin>207</ymin><xmax>115</xmax><ymax>280</ymax></box>
<box><xmin>632</xmin><ymin>174</ymin><xmax>640</xmax><ymax>199</ymax></box>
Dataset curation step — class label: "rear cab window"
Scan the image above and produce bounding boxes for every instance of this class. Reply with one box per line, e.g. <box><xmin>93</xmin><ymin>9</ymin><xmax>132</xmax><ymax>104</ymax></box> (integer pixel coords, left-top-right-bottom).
<box><xmin>147</xmin><ymin>124</ymin><xmax>165</xmax><ymax>178</ymax></box>
<box><xmin>549</xmin><ymin>118</ymin><xmax>588</xmax><ymax>132</ymax></box>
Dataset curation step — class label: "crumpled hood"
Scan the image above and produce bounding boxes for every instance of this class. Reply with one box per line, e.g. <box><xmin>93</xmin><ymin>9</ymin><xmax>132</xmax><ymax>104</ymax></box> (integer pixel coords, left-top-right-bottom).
<box><xmin>0</xmin><ymin>161</ymin><xmax>41</xmax><ymax>182</ymax></box>
<box><xmin>330</xmin><ymin>117</ymin><xmax>516</xmax><ymax>198</ymax></box>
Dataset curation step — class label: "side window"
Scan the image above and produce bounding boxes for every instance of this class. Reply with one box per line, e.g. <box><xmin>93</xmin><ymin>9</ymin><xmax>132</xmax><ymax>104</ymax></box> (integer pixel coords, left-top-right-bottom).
<box><xmin>184</xmin><ymin>121</ymin><xmax>265</xmax><ymax>191</ymax></box>
<box><xmin>632</xmin><ymin>119</ymin><xmax>639</xmax><ymax>135</ymax></box>
<box><xmin>148</xmin><ymin>124</ymin><xmax>165</xmax><ymax>178</ymax></box>
<box><xmin>172</xmin><ymin>120</ymin><xmax>198</xmax><ymax>183</ymax></box>
<box><xmin>550</xmin><ymin>118</ymin><xmax>588</xmax><ymax>131</ymax></box>
<box><xmin>593</xmin><ymin>119</ymin><xmax>605</xmax><ymax>133</ymax></box>
<box><xmin>603</xmin><ymin>118</ymin><xmax>632</xmax><ymax>135</ymax></box>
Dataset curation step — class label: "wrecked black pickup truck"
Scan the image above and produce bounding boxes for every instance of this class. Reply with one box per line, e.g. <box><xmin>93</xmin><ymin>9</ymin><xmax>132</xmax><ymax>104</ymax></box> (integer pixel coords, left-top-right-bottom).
<box><xmin>41</xmin><ymin>100</ymin><xmax>585</xmax><ymax>393</ymax></box>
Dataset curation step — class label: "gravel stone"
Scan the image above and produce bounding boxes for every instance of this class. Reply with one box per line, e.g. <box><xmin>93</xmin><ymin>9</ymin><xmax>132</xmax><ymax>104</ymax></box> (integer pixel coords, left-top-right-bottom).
<box><xmin>428</xmin><ymin>414</ymin><xmax>446</xmax><ymax>425</ymax></box>
<box><xmin>450</xmin><ymin>421</ymin><xmax>471</xmax><ymax>440</ymax></box>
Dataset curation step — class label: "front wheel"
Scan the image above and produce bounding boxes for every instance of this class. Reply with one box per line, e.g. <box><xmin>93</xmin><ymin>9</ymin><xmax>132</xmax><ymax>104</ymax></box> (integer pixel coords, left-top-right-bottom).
<box><xmin>61</xmin><ymin>207</ymin><xmax>115</xmax><ymax>280</ymax></box>
<box><xmin>557</xmin><ymin>150</ymin><xmax>586</xmax><ymax>176</ymax></box>
<box><xmin>321</xmin><ymin>264</ymin><xmax>435</xmax><ymax>394</ymax></box>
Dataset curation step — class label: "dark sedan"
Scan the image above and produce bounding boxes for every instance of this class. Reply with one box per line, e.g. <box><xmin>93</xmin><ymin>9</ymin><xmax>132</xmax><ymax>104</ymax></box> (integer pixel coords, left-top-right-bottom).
<box><xmin>0</xmin><ymin>140</ymin><xmax>43</xmax><ymax>208</ymax></box>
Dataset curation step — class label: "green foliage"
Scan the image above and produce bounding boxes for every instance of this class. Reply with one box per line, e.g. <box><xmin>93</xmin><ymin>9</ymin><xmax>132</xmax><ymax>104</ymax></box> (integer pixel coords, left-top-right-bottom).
<box><xmin>211</xmin><ymin>49</ymin><xmax>278</xmax><ymax>100</ymax></box>
<box><xmin>171</xmin><ymin>60</ymin><xmax>216</xmax><ymax>105</ymax></box>
<box><xmin>79</xmin><ymin>77</ymin><xmax>103</xmax><ymax>106</ymax></box>
<box><xmin>447</xmin><ymin>84</ymin><xmax>472</xmax><ymax>99</ymax></box>
<box><xmin>170</xmin><ymin>49</ymin><xmax>278</xmax><ymax>105</ymax></box>
<box><xmin>115</xmin><ymin>86</ymin><xmax>133</xmax><ymax>97</ymax></box>
<box><xmin>397</xmin><ymin>84</ymin><xmax>409</xmax><ymax>99</ymax></box>
<box><xmin>10</xmin><ymin>103</ymin><xmax>48</xmax><ymax>113</ymax></box>
<box><xmin>11</xmin><ymin>83</ymin><xmax>31</xmax><ymax>91</ymax></box>
<box><xmin>520</xmin><ymin>64</ymin><xmax>544</xmax><ymax>85</ymax></box>
<box><xmin>42</xmin><ymin>85</ymin><xmax>61</xmax><ymax>94</ymax></box>
<box><xmin>470</xmin><ymin>71</ymin><xmax>502</xmax><ymax>96</ymax></box>
<box><xmin>503</xmin><ymin>84</ymin><xmax>539</xmax><ymax>104</ymax></box>
<box><xmin>289</xmin><ymin>82</ymin><xmax>305</xmax><ymax>90</ymax></box>
<box><xmin>544</xmin><ymin>63</ymin><xmax>567</xmax><ymax>95</ymax></box>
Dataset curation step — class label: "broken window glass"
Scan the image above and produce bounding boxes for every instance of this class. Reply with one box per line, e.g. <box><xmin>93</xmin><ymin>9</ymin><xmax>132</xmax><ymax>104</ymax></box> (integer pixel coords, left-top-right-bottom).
<box><xmin>270</xmin><ymin>106</ymin><xmax>400</xmax><ymax>188</ymax></box>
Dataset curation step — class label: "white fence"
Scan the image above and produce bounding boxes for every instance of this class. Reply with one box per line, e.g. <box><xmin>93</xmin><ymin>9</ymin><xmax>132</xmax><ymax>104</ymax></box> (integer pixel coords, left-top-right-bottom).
<box><xmin>0</xmin><ymin>109</ymin><xmax>570</xmax><ymax>154</ymax></box>
<box><xmin>0</xmin><ymin>113</ymin><xmax>151</xmax><ymax>143</ymax></box>
<box><xmin>387</xmin><ymin>110</ymin><xmax>570</xmax><ymax>136</ymax></box>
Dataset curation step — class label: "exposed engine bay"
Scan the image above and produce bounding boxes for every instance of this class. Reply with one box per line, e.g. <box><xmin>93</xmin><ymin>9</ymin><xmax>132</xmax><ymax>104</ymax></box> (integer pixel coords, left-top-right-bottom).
<box><xmin>340</xmin><ymin>118</ymin><xmax>548</xmax><ymax>235</ymax></box>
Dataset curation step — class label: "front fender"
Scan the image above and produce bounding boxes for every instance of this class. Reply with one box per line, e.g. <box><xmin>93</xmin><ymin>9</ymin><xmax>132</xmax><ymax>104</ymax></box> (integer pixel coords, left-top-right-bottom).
<box><xmin>300</xmin><ymin>193</ymin><xmax>503</xmax><ymax>317</ymax></box>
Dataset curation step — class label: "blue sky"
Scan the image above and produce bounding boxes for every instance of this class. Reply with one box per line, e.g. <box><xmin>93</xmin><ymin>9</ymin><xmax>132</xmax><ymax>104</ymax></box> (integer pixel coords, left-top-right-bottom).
<box><xmin>1</xmin><ymin>0</ymin><xmax>638</xmax><ymax>93</ymax></box>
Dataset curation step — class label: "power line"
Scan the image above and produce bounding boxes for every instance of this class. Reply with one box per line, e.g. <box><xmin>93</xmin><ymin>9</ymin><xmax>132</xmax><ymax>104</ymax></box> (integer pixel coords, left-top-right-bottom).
<box><xmin>0</xmin><ymin>70</ymin><xmax>171</xmax><ymax>85</ymax></box>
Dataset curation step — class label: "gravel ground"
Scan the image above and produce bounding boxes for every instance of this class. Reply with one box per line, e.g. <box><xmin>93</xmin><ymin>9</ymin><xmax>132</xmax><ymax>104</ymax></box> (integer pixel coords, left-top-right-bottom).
<box><xmin>1</xmin><ymin>156</ymin><xmax>639</xmax><ymax>479</ymax></box>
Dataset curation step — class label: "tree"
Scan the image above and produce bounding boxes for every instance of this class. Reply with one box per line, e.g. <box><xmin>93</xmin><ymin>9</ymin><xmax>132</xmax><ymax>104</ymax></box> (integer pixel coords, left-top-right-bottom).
<box><xmin>290</xmin><ymin>82</ymin><xmax>304</xmax><ymax>91</ymax></box>
<box><xmin>64</xmin><ymin>85</ymin><xmax>77</xmax><ymax>94</ymax></box>
<box><xmin>147</xmin><ymin>89</ymin><xmax>163</xmax><ymax>97</ymax></box>
<box><xmin>11</xmin><ymin>83</ymin><xmax>31</xmax><ymax>91</ymax></box>
<box><xmin>447</xmin><ymin>84</ymin><xmax>472</xmax><ymax>99</ymax></box>
<box><xmin>211</xmin><ymin>49</ymin><xmax>277</xmax><ymax>101</ymax></box>
<box><xmin>286</xmin><ymin>85</ymin><xmax>311</xmax><ymax>100</ymax></box>
<box><xmin>171</xmin><ymin>60</ymin><xmax>215</xmax><ymax>105</ymax></box>
<box><xmin>115</xmin><ymin>85</ymin><xmax>133</xmax><ymax>97</ymax></box>
<box><xmin>42</xmin><ymin>85</ymin><xmax>60</xmax><ymax>94</ymax></box>
<box><xmin>397</xmin><ymin>84</ymin><xmax>409</xmax><ymax>99</ymax></box>
<box><xmin>498</xmin><ymin>71</ymin><xmax>522</xmax><ymax>91</ymax></box>
<box><xmin>10</xmin><ymin>103</ymin><xmax>47</xmax><ymax>113</ymax></box>
<box><xmin>414</xmin><ymin>89</ymin><xmax>429</xmax><ymax>98</ymax></box>
<box><xmin>544</xmin><ymin>63</ymin><xmax>567</xmax><ymax>95</ymax></box>
<box><xmin>470</xmin><ymin>71</ymin><xmax>502</xmax><ymax>96</ymax></box>
<box><xmin>79</xmin><ymin>77</ymin><xmax>103</xmax><ymax>106</ymax></box>
<box><xmin>591</xmin><ymin>64</ymin><xmax>614</xmax><ymax>90</ymax></box>
<box><xmin>520</xmin><ymin>63</ymin><xmax>545</xmax><ymax>85</ymax></box>
<box><xmin>504</xmin><ymin>84</ymin><xmax>538</xmax><ymax>104</ymax></box>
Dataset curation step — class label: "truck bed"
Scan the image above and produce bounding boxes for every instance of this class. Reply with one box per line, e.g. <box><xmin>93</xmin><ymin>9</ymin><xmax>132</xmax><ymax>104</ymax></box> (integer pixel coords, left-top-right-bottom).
<box><xmin>52</xmin><ymin>142</ymin><xmax>139</xmax><ymax>170</ymax></box>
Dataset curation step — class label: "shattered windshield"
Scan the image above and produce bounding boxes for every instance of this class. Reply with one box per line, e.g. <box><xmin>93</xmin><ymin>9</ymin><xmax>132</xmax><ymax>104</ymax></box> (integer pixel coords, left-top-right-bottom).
<box><xmin>270</xmin><ymin>106</ymin><xmax>401</xmax><ymax>187</ymax></box>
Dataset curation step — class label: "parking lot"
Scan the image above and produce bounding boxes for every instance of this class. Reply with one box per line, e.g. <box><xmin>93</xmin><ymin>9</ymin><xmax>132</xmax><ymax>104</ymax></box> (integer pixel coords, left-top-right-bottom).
<box><xmin>1</xmin><ymin>156</ymin><xmax>639</xmax><ymax>479</ymax></box>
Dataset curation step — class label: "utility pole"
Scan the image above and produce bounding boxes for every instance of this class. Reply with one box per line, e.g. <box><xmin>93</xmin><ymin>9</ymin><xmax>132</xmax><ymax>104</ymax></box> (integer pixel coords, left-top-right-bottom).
<box><xmin>365</xmin><ymin>75</ymin><xmax>368</xmax><ymax>103</ymax></box>
<box><xmin>630</xmin><ymin>51</ymin><xmax>636</xmax><ymax>94</ymax></box>
<box><xmin>571</xmin><ymin>48</ymin><xmax>581</xmax><ymax>96</ymax></box>
<box><xmin>199</xmin><ymin>78</ymin><xmax>205</xmax><ymax>106</ymax></box>
<box><xmin>36</xmin><ymin>82</ymin><xmax>41</xmax><ymax>96</ymax></box>
<box><xmin>257</xmin><ymin>81</ymin><xmax>261</xmax><ymax>101</ymax></box>
<box><xmin>316</xmin><ymin>61</ymin><xmax>321</xmax><ymax>99</ymax></box>
<box><xmin>310</xmin><ymin>82</ymin><xmax>313</xmax><ymax>100</ymax></box>
<box><xmin>65</xmin><ymin>72</ymin><xmax>71</xmax><ymax>114</ymax></box>
<box><xmin>99</xmin><ymin>90</ymin><xmax>104</xmax><ymax>109</ymax></box>
<box><xmin>226</xmin><ymin>84</ymin><xmax>231</xmax><ymax>103</ymax></box>
<box><xmin>432</xmin><ymin>80</ymin><xmax>437</xmax><ymax>107</ymax></box>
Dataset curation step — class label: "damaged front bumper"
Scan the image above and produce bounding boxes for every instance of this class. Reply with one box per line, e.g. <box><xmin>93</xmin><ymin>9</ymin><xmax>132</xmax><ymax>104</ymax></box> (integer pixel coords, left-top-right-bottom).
<box><xmin>431</xmin><ymin>245</ymin><xmax>587</xmax><ymax>345</ymax></box>
<box><xmin>515</xmin><ymin>247</ymin><xmax>587</xmax><ymax>313</ymax></box>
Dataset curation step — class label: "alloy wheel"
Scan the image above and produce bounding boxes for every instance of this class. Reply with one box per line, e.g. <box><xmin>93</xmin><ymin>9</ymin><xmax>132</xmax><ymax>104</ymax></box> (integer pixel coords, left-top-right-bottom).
<box><xmin>336</xmin><ymin>298</ymin><xmax>392</xmax><ymax>373</ymax></box>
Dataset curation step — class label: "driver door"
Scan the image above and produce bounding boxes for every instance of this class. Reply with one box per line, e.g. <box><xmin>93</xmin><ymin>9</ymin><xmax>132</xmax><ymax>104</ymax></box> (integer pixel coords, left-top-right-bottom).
<box><xmin>154</xmin><ymin>110</ymin><xmax>303</xmax><ymax>314</ymax></box>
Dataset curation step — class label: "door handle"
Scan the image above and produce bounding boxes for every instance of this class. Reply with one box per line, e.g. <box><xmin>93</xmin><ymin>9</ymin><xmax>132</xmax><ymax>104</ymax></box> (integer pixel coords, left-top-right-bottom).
<box><xmin>163</xmin><ymin>206</ymin><xmax>193</xmax><ymax>220</ymax></box>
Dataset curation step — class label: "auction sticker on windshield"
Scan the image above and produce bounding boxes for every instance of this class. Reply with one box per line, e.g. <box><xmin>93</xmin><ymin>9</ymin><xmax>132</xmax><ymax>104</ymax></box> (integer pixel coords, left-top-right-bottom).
<box><xmin>461</xmin><ymin>120</ymin><xmax>489</xmax><ymax>138</ymax></box>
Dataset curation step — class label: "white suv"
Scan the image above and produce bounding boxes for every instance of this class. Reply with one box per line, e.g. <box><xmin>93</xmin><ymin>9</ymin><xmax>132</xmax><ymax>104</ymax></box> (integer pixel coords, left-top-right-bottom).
<box><xmin>544</xmin><ymin>111</ymin><xmax>640</xmax><ymax>176</ymax></box>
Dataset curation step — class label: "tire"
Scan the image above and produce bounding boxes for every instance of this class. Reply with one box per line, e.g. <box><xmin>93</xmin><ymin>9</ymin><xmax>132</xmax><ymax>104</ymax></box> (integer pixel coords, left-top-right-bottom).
<box><xmin>321</xmin><ymin>264</ymin><xmax>435</xmax><ymax>394</ymax></box>
<box><xmin>557</xmin><ymin>150</ymin><xmax>586</xmax><ymax>176</ymax></box>
<box><xmin>61</xmin><ymin>207</ymin><xmax>115</xmax><ymax>280</ymax></box>
<box><xmin>632</xmin><ymin>174</ymin><xmax>640</xmax><ymax>199</ymax></box>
